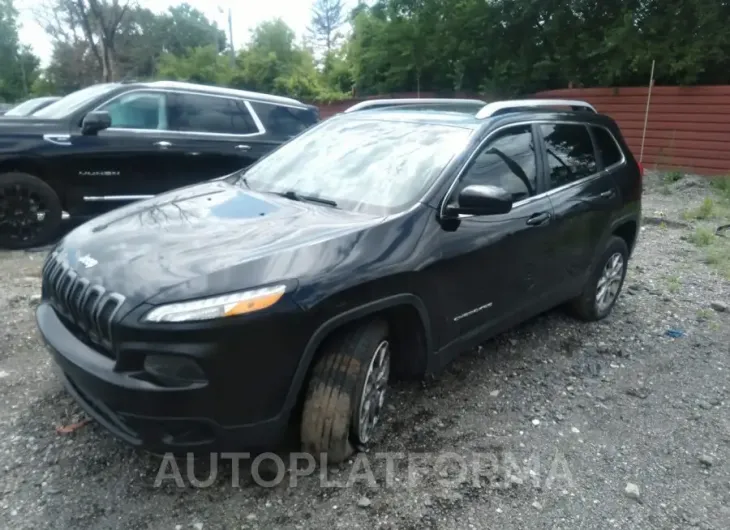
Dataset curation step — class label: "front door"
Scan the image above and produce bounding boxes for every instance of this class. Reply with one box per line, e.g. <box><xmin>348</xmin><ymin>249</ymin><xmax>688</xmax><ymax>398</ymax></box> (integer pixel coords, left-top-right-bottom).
<box><xmin>419</xmin><ymin>124</ymin><xmax>555</xmax><ymax>348</ymax></box>
<box><xmin>63</xmin><ymin>90</ymin><xmax>179</xmax><ymax>216</ymax></box>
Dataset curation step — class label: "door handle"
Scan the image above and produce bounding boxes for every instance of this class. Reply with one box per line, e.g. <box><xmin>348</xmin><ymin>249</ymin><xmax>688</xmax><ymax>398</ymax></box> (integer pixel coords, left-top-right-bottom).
<box><xmin>154</xmin><ymin>141</ymin><xmax>172</xmax><ymax>149</ymax></box>
<box><xmin>600</xmin><ymin>189</ymin><xmax>616</xmax><ymax>199</ymax></box>
<box><xmin>235</xmin><ymin>144</ymin><xmax>251</xmax><ymax>152</ymax></box>
<box><xmin>526</xmin><ymin>212</ymin><xmax>551</xmax><ymax>226</ymax></box>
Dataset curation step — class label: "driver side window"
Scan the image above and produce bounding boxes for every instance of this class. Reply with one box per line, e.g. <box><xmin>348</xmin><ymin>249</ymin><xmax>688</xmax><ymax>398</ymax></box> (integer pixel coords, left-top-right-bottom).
<box><xmin>98</xmin><ymin>91</ymin><xmax>169</xmax><ymax>130</ymax></box>
<box><xmin>459</xmin><ymin>125</ymin><xmax>537</xmax><ymax>202</ymax></box>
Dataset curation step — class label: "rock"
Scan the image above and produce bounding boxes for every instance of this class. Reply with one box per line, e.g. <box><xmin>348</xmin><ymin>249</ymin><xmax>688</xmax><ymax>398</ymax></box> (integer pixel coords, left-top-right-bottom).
<box><xmin>29</xmin><ymin>294</ymin><xmax>41</xmax><ymax>306</ymax></box>
<box><xmin>490</xmin><ymin>390</ymin><xmax>500</xmax><ymax>397</ymax></box>
<box><xmin>626</xmin><ymin>387</ymin><xmax>651</xmax><ymax>399</ymax></box>
<box><xmin>193</xmin><ymin>523</ymin><xmax>204</xmax><ymax>530</ymax></box>
<box><xmin>698</xmin><ymin>454</ymin><xmax>714</xmax><ymax>467</ymax></box>
<box><xmin>424</xmin><ymin>496</ymin><xmax>433</xmax><ymax>507</ymax></box>
<box><xmin>357</xmin><ymin>496</ymin><xmax>372</xmax><ymax>508</ymax></box>
<box><xmin>571</xmin><ymin>427</ymin><xmax>580</xmax><ymax>434</ymax></box>
<box><xmin>532</xmin><ymin>501</ymin><xmax>543</xmax><ymax>510</ymax></box>
<box><xmin>624</xmin><ymin>482</ymin><xmax>641</xmax><ymax>502</ymax></box>
<box><xmin>710</xmin><ymin>301</ymin><xmax>728</xmax><ymax>313</ymax></box>
<box><xmin>698</xmin><ymin>400</ymin><xmax>713</xmax><ymax>410</ymax></box>
<box><xmin>509</xmin><ymin>475</ymin><xmax>523</xmax><ymax>487</ymax></box>
<box><xmin>531</xmin><ymin>419</ymin><xmax>540</xmax><ymax>426</ymax></box>
<box><xmin>246</xmin><ymin>514</ymin><xmax>257</xmax><ymax>521</ymax></box>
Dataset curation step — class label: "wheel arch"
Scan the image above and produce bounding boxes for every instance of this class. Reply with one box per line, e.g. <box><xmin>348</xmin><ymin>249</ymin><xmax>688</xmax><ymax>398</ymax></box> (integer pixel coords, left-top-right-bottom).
<box><xmin>283</xmin><ymin>294</ymin><xmax>433</xmax><ymax>412</ymax></box>
<box><xmin>0</xmin><ymin>157</ymin><xmax>63</xmax><ymax>203</ymax></box>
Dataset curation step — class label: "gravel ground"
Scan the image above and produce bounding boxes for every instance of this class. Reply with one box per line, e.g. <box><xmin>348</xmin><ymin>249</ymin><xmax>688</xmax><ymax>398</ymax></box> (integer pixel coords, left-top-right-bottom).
<box><xmin>1</xmin><ymin>173</ymin><xmax>729</xmax><ymax>530</ymax></box>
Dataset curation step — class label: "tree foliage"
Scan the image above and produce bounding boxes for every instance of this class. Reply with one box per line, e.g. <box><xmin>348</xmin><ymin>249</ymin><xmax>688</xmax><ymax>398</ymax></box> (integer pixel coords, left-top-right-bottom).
<box><xmin>0</xmin><ymin>0</ymin><xmax>41</xmax><ymax>101</ymax></box>
<box><xmin>6</xmin><ymin>0</ymin><xmax>730</xmax><ymax>102</ymax></box>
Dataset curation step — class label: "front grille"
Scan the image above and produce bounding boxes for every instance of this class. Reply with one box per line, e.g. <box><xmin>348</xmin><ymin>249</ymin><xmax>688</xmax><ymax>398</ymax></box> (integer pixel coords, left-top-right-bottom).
<box><xmin>42</xmin><ymin>252</ymin><xmax>125</xmax><ymax>357</ymax></box>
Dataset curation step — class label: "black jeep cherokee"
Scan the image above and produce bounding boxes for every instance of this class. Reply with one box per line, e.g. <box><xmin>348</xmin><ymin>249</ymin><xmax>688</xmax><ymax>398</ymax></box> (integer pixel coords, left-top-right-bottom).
<box><xmin>36</xmin><ymin>98</ymin><xmax>642</xmax><ymax>462</ymax></box>
<box><xmin>0</xmin><ymin>81</ymin><xmax>318</xmax><ymax>249</ymax></box>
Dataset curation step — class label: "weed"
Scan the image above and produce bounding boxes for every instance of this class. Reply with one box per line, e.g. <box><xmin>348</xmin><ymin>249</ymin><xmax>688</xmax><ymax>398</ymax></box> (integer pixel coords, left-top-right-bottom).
<box><xmin>663</xmin><ymin>170</ymin><xmax>684</xmax><ymax>183</ymax></box>
<box><xmin>689</xmin><ymin>226</ymin><xmax>715</xmax><ymax>247</ymax></box>
<box><xmin>710</xmin><ymin>175</ymin><xmax>730</xmax><ymax>200</ymax></box>
<box><xmin>696</xmin><ymin>308</ymin><xmax>715</xmax><ymax>321</ymax></box>
<box><xmin>666</xmin><ymin>275</ymin><xmax>681</xmax><ymax>293</ymax></box>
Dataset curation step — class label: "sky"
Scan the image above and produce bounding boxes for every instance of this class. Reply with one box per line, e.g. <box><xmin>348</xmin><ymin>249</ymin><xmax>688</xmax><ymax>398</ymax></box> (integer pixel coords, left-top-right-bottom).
<box><xmin>16</xmin><ymin>0</ymin><xmax>317</xmax><ymax>67</ymax></box>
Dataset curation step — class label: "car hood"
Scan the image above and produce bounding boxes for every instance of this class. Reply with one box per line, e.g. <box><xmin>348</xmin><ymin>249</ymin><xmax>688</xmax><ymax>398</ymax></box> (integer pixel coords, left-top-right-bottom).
<box><xmin>54</xmin><ymin>181</ymin><xmax>384</xmax><ymax>305</ymax></box>
<box><xmin>0</xmin><ymin>116</ymin><xmax>66</xmax><ymax>135</ymax></box>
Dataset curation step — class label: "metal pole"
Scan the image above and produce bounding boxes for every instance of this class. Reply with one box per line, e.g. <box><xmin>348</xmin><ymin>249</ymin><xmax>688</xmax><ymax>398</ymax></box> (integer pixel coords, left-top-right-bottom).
<box><xmin>639</xmin><ymin>59</ymin><xmax>655</xmax><ymax>163</ymax></box>
<box><xmin>228</xmin><ymin>7</ymin><xmax>235</xmax><ymax>67</ymax></box>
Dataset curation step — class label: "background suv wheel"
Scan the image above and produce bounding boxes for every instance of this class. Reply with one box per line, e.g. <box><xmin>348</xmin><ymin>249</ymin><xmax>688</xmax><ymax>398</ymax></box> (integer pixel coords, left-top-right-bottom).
<box><xmin>0</xmin><ymin>172</ymin><xmax>62</xmax><ymax>249</ymax></box>
<box><xmin>569</xmin><ymin>235</ymin><xmax>629</xmax><ymax>321</ymax></box>
<box><xmin>300</xmin><ymin>319</ymin><xmax>390</xmax><ymax>464</ymax></box>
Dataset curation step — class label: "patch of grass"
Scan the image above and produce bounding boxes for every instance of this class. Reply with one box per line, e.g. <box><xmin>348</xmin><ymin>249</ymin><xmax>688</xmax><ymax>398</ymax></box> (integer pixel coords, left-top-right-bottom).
<box><xmin>682</xmin><ymin>197</ymin><xmax>730</xmax><ymax>222</ymax></box>
<box><xmin>689</xmin><ymin>226</ymin><xmax>715</xmax><ymax>247</ymax></box>
<box><xmin>706</xmin><ymin>242</ymin><xmax>730</xmax><ymax>280</ymax></box>
<box><xmin>710</xmin><ymin>175</ymin><xmax>730</xmax><ymax>200</ymax></box>
<box><xmin>696</xmin><ymin>308</ymin><xmax>715</xmax><ymax>321</ymax></box>
<box><xmin>666</xmin><ymin>275</ymin><xmax>681</xmax><ymax>293</ymax></box>
<box><xmin>663</xmin><ymin>170</ymin><xmax>684</xmax><ymax>183</ymax></box>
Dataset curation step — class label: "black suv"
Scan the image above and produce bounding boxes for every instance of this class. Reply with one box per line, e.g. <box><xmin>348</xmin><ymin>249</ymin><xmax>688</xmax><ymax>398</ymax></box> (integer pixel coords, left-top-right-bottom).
<box><xmin>0</xmin><ymin>81</ymin><xmax>318</xmax><ymax>249</ymax></box>
<box><xmin>36</xmin><ymin>98</ymin><xmax>641</xmax><ymax>463</ymax></box>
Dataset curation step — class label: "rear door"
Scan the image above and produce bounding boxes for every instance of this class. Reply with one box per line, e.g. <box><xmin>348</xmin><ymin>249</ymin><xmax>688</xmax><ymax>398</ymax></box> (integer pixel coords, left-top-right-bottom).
<box><xmin>164</xmin><ymin>92</ymin><xmax>277</xmax><ymax>188</ymax></box>
<box><xmin>538</xmin><ymin>122</ymin><xmax>621</xmax><ymax>292</ymax></box>
<box><xmin>66</xmin><ymin>90</ymin><xmax>179</xmax><ymax>215</ymax></box>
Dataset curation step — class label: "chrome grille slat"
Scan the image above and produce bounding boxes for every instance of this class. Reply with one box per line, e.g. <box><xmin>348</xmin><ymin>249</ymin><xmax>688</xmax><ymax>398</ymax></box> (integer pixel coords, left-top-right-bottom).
<box><xmin>41</xmin><ymin>252</ymin><xmax>125</xmax><ymax>358</ymax></box>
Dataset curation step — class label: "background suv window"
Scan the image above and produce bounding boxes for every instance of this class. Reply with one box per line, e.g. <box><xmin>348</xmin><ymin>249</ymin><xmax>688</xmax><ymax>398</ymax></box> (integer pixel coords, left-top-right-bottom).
<box><xmin>540</xmin><ymin>124</ymin><xmax>597</xmax><ymax>188</ymax></box>
<box><xmin>460</xmin><ymin>125</ymin><xmax>537</xmax><ymax>202</ymax></box>
<box><xmin>98</xmin><ymin>91</ymin><xmax>168</xmax><ymax>130</ymax></box>
<box><xmin>250</xmin><ymin>101</ymin><xmax>318</xmax><ymax>138</ymax></box>
<box><xmin>169</xmin><ymin>93</ymin><xmax>259</xmax><ymax>135</ymax></box>
<box><xmin>592</xmin><ymin>126</ymin><xmax>623</xmax><ymax>168</ymax></box>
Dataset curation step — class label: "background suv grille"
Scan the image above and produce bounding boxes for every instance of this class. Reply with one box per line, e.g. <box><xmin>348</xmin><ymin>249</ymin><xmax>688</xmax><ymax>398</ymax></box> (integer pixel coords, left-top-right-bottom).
<box><xmin>42</xmin><ymin>252</ymin><xmax>125</xmax><ymax>357</ymax></box>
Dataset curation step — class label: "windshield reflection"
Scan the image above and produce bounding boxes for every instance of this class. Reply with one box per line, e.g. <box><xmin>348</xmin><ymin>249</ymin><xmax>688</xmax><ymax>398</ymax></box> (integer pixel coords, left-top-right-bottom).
<box><xmin>240</xmin><ymin>117</ymin><xmax>473</xmax><ymax>215</ymax></box>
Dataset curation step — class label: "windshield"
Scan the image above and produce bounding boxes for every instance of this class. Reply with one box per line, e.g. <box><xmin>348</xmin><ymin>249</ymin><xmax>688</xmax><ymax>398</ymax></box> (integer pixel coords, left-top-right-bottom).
<box><xmin>239</xmin><ymin>117</ymin><xmax>473</xmax><ymax>214</ymax></box>
<box><xmin>33</xmin><ymin>83</ymin><xmax>119</xmax><ymax>119</ymax></box>
<box><xmin>5</xmin><ymin>98</ymin><xmax>48</xmax><ymax>116</ymax></box>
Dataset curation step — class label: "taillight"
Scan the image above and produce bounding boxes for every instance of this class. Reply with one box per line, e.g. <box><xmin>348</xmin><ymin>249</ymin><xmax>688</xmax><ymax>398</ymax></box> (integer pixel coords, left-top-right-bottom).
<box><xmin>637</xmin><ymin>161</ymin><xmax>644</xmax><ymax>177</ymax></box>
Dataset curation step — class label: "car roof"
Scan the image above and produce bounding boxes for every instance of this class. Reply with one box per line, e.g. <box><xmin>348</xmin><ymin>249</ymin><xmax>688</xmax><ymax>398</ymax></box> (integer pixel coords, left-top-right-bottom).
<box><xmin>342</xmin><ymin>109</ymin><xmax>485</xmax><ymax>129</ymax></box>
<box><xmin>337</xmin><ymin>106</ymin><xmax>615</xmax><ymax>132</ymax></box>
<box><xmin>133</xmin><ymin>80</ymin><xmax>308</xmax><ymax>108</ymax></box>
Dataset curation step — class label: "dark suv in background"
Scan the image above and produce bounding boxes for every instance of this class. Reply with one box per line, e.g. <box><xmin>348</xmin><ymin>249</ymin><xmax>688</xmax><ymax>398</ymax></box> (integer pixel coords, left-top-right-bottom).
<box><xmin>0</xmin><ymin>81</ymin><xmax>319</xmax><ymax>249</ymax></box>
<box><xmin>36</xmin><ymin>98</ymin><xmax>642</xmax><ymax>463</ymax></box>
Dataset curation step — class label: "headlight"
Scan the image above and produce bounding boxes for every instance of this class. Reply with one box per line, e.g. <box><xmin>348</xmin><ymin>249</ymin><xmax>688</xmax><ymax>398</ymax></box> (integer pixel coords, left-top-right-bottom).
<box><xmin>144</xmin><ymin>284</ymin><xmax>286</xmax><ymax>323</ymax></box>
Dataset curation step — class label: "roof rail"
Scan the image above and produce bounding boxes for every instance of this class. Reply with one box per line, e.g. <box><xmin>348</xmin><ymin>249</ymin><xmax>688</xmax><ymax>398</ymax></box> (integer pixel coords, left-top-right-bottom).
<box><xmin>476</xmin><ymin>99</ymin><xmax>597</xmax><ymax>119</ymax></box>
<box><xmin>344</xmin><ymin>98</ymin><xmax>488</xmax><ymax>113</ymax></box>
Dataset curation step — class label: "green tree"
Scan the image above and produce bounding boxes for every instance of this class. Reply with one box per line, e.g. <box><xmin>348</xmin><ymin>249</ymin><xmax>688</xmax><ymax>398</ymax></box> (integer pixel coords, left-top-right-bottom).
<box><xmin>0</xmin><ymin>0</ymin><xmax>41</xmax><ymax>101</ymax></box>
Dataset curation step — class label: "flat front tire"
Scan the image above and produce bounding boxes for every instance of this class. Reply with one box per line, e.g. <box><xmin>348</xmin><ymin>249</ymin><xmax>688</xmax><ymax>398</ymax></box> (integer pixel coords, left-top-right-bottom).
<box><xmin>0</xmin><ymin>172</ymin><xmax>62</xmax><ymax>249</ymax></box>
<box><xmin>569</xmin><ymin>236</ymin><xmax>629</xmax><ymax>321</ymax></box>
<box><xmin>300</xmin><ymin>319</ymin><xmax>390</xmax><ymax>464</ymax></box>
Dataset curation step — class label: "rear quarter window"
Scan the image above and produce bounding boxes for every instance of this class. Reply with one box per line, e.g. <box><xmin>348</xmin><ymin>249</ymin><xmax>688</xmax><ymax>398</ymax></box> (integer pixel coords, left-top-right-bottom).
<box><xmin>250</xmin><ymin>102</ymin><xmax>319</xmax><ymax>138</ymax></box>
<box><xmin>592</xmin><ymin>126</ymin><xmax>624</xmax><ymax>168</ymax></box>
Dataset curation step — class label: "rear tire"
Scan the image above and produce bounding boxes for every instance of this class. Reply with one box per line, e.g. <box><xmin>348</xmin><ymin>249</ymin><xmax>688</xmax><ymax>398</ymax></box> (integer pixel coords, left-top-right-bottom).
<box><xmin>569</xmin><ymin>236</ymin><xmax>629</xmax><ymax>321</ymax></box>
<box><xmin>300</xmin><ymin>319</ymin><xmax>390</xmax><ymax>464</ymax></box>
<box><xmin>0</xmin><ymin>172</ymin><xmax>62</xmax><ymax>249</ymax></box>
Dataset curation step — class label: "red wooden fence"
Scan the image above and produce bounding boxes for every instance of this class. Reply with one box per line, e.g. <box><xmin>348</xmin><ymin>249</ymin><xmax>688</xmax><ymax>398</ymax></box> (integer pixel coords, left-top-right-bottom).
<box><xmin>536</xmin><ymin>86</ymin><xmax>730</xmax><ymax>175</ymax></box>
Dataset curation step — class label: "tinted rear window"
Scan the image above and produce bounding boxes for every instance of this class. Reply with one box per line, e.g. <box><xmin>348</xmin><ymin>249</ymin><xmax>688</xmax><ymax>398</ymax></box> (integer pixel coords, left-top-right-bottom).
<box><xmin>250</xmin><ymin>102</ymin><xmax>319</xmax><ymax>138</ymax></box>
<box><xmin>592</xmin><ymin>126</ymin><xmax>623</xmax><ymax>168</ymax></box>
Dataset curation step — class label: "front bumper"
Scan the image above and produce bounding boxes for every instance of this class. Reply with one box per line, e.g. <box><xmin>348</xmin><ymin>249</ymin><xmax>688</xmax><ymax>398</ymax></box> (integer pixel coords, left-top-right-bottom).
<box><xmin>36</xmin><ymin>302</ymin><xmax>298</xmax><ymax>453</ymax></box>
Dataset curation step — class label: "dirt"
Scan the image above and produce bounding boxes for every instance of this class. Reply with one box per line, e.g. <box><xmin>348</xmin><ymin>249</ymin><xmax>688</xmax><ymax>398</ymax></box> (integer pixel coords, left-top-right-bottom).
<box><xmin>1</xmin><ymin>172</ymin><xmax>729</xmax><ymax>530</ymax></box>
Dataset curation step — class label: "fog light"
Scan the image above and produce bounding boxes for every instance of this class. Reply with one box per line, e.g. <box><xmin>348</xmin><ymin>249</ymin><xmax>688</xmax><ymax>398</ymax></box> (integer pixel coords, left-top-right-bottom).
<box><xmin>143</xmin><ymin>355</ymin><xmax>207</xmax><ymax>387</ymax></box>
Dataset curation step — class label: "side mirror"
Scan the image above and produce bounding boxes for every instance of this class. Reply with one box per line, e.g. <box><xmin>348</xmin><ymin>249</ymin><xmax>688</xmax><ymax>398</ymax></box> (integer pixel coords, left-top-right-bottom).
<box><xmin>445</xmin><ymin>184</ymin><xmax>513</xmax><ymax>217</ymax></box>
<box><xmin>81</xmin><ymin>111</ymin><xmax>111</xmax><ymax>135</ymax></box>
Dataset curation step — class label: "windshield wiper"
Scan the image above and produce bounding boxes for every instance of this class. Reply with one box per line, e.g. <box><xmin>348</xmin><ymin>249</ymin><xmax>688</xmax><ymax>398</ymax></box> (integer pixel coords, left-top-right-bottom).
<box><xmin>276</xmin><ymin>190</ymin><xmax>338</xmax><ymax>208</ymax></box>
